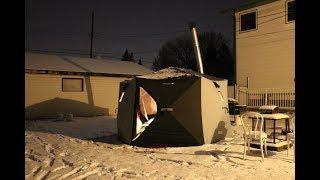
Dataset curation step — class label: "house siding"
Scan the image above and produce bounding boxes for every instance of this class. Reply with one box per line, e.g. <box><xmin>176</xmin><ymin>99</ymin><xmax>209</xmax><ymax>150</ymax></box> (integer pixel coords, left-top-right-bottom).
<box><xmin>25</xmin><ymin>73</ymin><xmax>130</xmax><ymax>119</ymax></box>
<box><xmin>235</xmin><ymin>0</ymin><xmax>295</xmax><ymax>88</ymax></box>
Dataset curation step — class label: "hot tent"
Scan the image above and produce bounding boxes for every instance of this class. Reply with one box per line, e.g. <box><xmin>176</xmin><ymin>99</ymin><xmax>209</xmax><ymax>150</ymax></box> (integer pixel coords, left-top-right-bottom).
<box><xmin>117</xmin><ymin>67</ymin><xmax>232</xmax><ymax>147</ymax></box>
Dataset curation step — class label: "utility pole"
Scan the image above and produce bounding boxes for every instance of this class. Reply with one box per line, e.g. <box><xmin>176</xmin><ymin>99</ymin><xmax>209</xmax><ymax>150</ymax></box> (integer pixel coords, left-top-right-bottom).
<box><xmin>90</xmin><ymin>11</ymin><xmax>95</xmax><ymax>58</ymax></box>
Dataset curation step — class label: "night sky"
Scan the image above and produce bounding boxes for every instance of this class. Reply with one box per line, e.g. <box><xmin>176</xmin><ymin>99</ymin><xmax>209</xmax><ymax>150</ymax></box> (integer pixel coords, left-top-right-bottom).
<box><xmin>25</xmin><ymin>0</ymin><xmax>244</xmax><ymax>69</ymax></box>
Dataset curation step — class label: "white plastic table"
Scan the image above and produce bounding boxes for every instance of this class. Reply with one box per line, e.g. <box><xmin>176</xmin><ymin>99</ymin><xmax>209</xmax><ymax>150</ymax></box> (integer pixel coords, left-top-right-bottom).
<box><xmin>249</xmin><ymin>113</ymin><xmax>291</xmax><ymax>144</ymax></box>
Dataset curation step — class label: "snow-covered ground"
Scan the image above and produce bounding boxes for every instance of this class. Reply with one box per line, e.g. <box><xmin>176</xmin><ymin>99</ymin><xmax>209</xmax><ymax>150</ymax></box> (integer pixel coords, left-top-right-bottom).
<box><xmin>25</xmin><ymin>116</ymin><xmax>295</xmax><ymax>180</ymax></box>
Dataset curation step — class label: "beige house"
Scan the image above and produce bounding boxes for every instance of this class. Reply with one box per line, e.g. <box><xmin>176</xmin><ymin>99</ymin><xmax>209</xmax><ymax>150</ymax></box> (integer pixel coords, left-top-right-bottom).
<box><xmin>25</xmin><ymin>52</ymin><xmax>152</xmax><ymax>119</ymax></box>
<box><xmin>234</xmin><ymin>0</ymin><xmax>295</xmax><ymax>89</ymax></box>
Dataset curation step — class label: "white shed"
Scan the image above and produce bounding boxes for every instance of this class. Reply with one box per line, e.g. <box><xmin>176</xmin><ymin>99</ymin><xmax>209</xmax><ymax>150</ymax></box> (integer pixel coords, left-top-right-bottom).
<box><xmin>25</xmin><ymin>52</ymin><xmax>153</xmax><ymax>119</ymax></box>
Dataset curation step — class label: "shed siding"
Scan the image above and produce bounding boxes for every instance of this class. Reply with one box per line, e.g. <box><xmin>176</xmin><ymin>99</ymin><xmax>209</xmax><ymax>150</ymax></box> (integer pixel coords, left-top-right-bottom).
<box><xmin>235</xmin><ymin>0</ymin><xmax>295</xmax><ymax>88</ymax></box>
<box><xmin>25</xmin><ymin>73</ymin><xmax>130</xmax><ymax>119</ymax></box>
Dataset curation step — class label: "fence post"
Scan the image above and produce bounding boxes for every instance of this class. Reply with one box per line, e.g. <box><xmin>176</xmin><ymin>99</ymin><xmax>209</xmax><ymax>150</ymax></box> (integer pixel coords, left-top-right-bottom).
<box><xmin>265</xmin><ymin>89</ymin><xmax>268</xmax><ymax>105</ymax></box>
<box><xmin>236</xmin><ymin>86</ymin><xmax>240</xmax><ymax>104</ymax></box>
<box><xmin>246</xmin><ymin>89</ymin><xmax>249</xmax><ymax>107</ymax></box>
<box><xmin>234</xmin><ymin>84</ymin><xmax>237</xmax><ymax>99</ymax></box>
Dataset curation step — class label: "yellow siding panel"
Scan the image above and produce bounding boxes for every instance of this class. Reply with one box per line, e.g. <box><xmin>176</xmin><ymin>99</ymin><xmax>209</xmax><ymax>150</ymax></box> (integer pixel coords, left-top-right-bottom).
<box><xmin>25</xmin><ymin>73</ymin><xmax>130</xmax><ymax>119</ymax></box>
<box><xmin>235</xmin><ymin>0</ymin><xmax>295</xmax><ymax>88</ymax></box>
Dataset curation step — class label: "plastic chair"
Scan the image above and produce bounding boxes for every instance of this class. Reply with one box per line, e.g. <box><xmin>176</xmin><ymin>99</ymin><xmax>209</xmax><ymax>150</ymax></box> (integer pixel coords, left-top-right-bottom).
<box><xmin>240</xmin><ymin>112</ymin><xmax>268</xmax><ymax>161</ymax></box>
<box><xmin>287</xmin><ymin>117</ymin><xmax>295</xmax><ymax>161</ymax></box>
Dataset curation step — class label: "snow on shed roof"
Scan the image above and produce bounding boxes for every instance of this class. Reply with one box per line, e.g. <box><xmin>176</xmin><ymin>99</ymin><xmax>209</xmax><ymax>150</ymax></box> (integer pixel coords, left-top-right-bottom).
<box><xmin>25</xmin><ymin>52</ymin><xmax>153</xmax><ymax>76</ymax></box>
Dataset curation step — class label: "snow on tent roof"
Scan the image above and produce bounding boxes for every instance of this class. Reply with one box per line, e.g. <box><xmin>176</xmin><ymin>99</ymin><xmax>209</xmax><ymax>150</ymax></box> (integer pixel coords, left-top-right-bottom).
<box><xmin>138</xmin><ymin>67</ymin><xmax>226</xmax><ymax>81</ymax></box>
<box><xmin>25</xmin><ymin>52</ymin><xmax>153</xmax><ymax>76</ymax></box>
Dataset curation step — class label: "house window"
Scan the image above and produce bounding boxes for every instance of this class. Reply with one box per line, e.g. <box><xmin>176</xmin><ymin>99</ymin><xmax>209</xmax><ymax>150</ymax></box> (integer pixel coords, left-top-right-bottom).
<box><xmin>287</xmin><ymin>0</ymin><xmax>295</xmax><ymax>22</ymax></box>
<box><xmin>62</xmin><ymin>78</ymin><xmax>84</xmax><ymax>92</ymax></box>
<box><xmin>240</xmin><ymin>11</ymin><xmax>257</xmax><ymax>32</ymax></box>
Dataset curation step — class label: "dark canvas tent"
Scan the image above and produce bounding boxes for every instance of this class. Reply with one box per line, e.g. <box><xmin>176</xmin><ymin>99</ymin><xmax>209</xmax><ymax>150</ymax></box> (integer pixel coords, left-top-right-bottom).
<box><xmin>117</xmin><ymin>67</ymin><xmax>232</xmax><ymax>147</ymax></box>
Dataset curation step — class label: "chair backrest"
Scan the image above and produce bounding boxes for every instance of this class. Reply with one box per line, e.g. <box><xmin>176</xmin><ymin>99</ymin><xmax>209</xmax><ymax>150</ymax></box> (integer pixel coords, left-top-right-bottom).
<box><xmin>240</xmin><ymin>111</ymin><xmax>264</xmax><ymax>138</ymax></box>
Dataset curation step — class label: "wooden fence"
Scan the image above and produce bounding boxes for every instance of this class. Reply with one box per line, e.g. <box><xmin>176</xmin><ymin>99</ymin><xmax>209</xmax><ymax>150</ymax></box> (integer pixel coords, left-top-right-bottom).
<box><xmin>228</xmin><ymin>86</ymin><xmax>295</xmax><ymax>109</ymax></box>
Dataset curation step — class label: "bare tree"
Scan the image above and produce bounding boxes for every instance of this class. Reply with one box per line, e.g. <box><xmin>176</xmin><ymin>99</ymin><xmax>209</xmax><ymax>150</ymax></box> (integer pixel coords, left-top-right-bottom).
<box><xmin>152</xmin><ymin>31</ymin><xmax>234</xmax><ymax>84</ymax></box>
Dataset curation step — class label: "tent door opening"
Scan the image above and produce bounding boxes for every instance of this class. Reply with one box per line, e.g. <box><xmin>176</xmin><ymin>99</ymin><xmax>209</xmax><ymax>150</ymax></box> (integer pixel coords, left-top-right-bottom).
<box><xmin>133</xmin><ymin>87</ymin><xmax>158</xmax><ymax>140</ymax></box>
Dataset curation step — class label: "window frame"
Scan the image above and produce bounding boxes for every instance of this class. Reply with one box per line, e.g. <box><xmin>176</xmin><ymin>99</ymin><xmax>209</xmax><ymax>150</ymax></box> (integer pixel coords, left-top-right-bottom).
<box><xmin>286</xmin><ymin>0</ymin><xmax>295</xmax><ymax>23</ymax></box>
<box><xmin>62</xmin><ymin>78</ymin><xmax>84</xmax><ymax>92</ymax></box>
<box><xmin>239</xmin><ymin>9</ymin><xmax>258</xmax><ymax>33</ymax></box>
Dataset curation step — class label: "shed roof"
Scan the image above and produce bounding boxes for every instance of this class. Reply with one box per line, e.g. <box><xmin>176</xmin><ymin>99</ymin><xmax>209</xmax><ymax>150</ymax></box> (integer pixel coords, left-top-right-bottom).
<box><xmin>25</xmin><ymin>52</ymin><xmax>153</xmax><ymax>76</ymax></box>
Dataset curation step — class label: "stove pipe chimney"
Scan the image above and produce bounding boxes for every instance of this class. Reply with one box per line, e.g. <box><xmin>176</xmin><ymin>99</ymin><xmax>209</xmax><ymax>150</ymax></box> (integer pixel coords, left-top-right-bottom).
<box><xmin>189</xmin><ymin>22</ymin><xmax>204</xmax><ymax>74</ymax></box>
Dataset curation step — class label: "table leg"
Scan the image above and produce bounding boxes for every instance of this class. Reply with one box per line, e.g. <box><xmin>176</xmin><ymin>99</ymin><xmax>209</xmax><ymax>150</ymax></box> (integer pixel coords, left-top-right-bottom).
<box><xmin>285</xmin><ymin>118</ymin><xmax>289</xmax><ymax>141</ymax></box>
<box><xmin>273</xmin><ymin>120</ymin><xmax>276</xmax><ymax>144</ymax></box>
<box><xmin>264</xmin><ymin>119</ymin><xmax>266</xmax><ymax>132</ymax></box>
<box><xmin>252</xmin><ymin>119</ymin><xmax>254</xmax><ymax>131</ymax></box>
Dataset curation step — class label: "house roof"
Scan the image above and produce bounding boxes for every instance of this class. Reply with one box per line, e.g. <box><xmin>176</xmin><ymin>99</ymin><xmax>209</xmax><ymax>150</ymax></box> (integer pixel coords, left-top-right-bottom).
<box><xmin>25</xmin><ymin>52</ymin><xmax>153</xmax><ymax>77</ymax></box>
<box><xmin>220</xmin><ymin>0</ymin><xmax>280</xmax><ymax>14</ymax></box>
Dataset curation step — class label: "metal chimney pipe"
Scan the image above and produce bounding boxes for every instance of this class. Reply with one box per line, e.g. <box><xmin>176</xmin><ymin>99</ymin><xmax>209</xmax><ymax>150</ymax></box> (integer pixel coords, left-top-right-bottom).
<box><xmin>189</xmin><ymin>22</ymin><xmax>204</xmax><ymax>74</ymax></box>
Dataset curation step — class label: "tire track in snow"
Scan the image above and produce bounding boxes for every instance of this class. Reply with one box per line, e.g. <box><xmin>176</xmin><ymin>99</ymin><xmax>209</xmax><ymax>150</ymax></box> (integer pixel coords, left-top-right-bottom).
<box><xmin>71</xmin><ymin>169</ymin><xmax>100</xmax><ymax>180</ymax></box>
<box><xmin>25</xmin><ymin>165</ymin><xmax>41</xmax><ymax>179</ymax></box>
<box><xmin>57</xmin><ymin>166</ymin><xmax>84</xmax><ymax>179</ymax></box>
<box><xmin>35</xmin><ymin>170</ymin><xmax>50</xmax><ymax>180</ymax></box>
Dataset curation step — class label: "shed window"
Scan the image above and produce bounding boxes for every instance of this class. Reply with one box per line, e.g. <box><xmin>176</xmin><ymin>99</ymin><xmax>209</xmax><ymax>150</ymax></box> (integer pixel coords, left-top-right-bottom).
<box><xmin>62</xmin><ymin>78</ymin><xmax>83</xmax><ymax>92</ymax></box>
<box><xmin>240</xmin><ymin>11</ymin><xmax>257</xmax><ymax>32</ymax></box>
<box><xmin>287</xmin><ymin>1</ymin><xmax>295</xmax><ymax>22</ymax></box>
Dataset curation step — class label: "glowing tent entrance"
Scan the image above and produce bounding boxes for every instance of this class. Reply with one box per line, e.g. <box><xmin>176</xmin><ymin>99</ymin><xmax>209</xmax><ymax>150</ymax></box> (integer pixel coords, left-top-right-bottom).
<box><xmin>117</xmin><ymin>67</ymin><xmax>232</xmax><ymax>147</ymax></box>
<box><xmin>134</xmin><ymin>87</ymin><xmax>157</xmax><ymax>140</ymax></box>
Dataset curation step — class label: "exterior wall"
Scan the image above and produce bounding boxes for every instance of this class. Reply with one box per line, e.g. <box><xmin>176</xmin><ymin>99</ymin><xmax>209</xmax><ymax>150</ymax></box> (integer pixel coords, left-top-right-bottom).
<box><xmin>235</xmin><ymin>0</ymin><xmax>295</xmax><ymax>89</ymax></box>
<box><xmin>201</xmin><ymin>77</ymin><xmax>232</xmax><ymax>143</ymax></box>
<box><xmin>25</xmin><ymin>73</ymin><xmax>130</xmax><ymax>119</ymax></box>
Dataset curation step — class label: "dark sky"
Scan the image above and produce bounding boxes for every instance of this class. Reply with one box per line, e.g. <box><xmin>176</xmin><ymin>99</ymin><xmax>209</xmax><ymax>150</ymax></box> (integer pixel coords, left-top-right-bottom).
<box><xmin>25</xmin><ymin>0</ymin><xmax>244</xmax><ymax>69</ymax></box>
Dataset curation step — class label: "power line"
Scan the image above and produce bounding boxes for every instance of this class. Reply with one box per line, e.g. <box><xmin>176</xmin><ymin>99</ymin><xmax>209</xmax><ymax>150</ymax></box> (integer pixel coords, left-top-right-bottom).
<box><xmin>94</xmin><ymin>30</ymin><xmax>186</xmax><ymax>41</ymax></box>
<box><xmin>235</xmin><ymin>10</ymin><xmax>286</xmax><ymax>22</ymax></box>
<box><xmin>29</xmin><ymin>24</ymin><xmax>216</xmax><ymax>43</ymax></box>
<box><xmin>28</xmin><ymin>49</ymin><xmax>115</xmax><ymax>58</ymax></box>
<box><xmin>236</xmin><ymin>10</ymin><xmax>287</xmax><ymax>22</ymax></box>
<box><xmin>238</xmin><ymin>37</ymin><xmax>294</xmax><ymax>47</ymax></box>
<box><xmin>133</xmin><ymin>50</ymin><xmax>159</xmax><ymax>54</ymax></box>
<box><xmin>98</xmin><ymin>29</ymin><xmax>186</xmax><ymax>37</ymax></box>
<box><xmin>28</xmin><ymin>49</ymin><xmax>90</xmax><ymax>56</ymax></box>
<box><xmin>62</xmin><ymin>48</ymin><xmax>114</xmax><ymax>56</ymax></box>
<box><xmin>258</xmin><ymin>14</ymin><xmax>286</xmax><ymax>25</ymax></box>
<box><xmin>237</xmin><ymin>28</ymin><xmax>294</xmax><ymax>39</ymax></box>
<box><xmin>235</xmin><ymin>14</ymin><xmax>289</xmax><ymax>33</ymax></box>
<box><xmin>28</xmin><ymin>28</ymin><xmax>187</xmax><ymax>42</ymax></box>
<box><xmin>97</xmin><ymin>54</ymin><xmax>154</xmax><ymax>64</ymax></box>
<box><xmin>27</xmin><ymin>48</ymin><xmax>155</xmax><ymax>64</ymax></box>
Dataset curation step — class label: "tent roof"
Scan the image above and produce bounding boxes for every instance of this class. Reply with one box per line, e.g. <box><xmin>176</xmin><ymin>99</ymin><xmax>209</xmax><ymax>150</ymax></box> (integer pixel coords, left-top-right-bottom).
<box><xmin>138</xmin><ymin>67</ymin><xmax>226</xmax><ymax>81</ymax></box>
<box><xmin>25</xmin><ymin>52</ymin><xmax>153</xmax><ymax>76</ymax></box>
